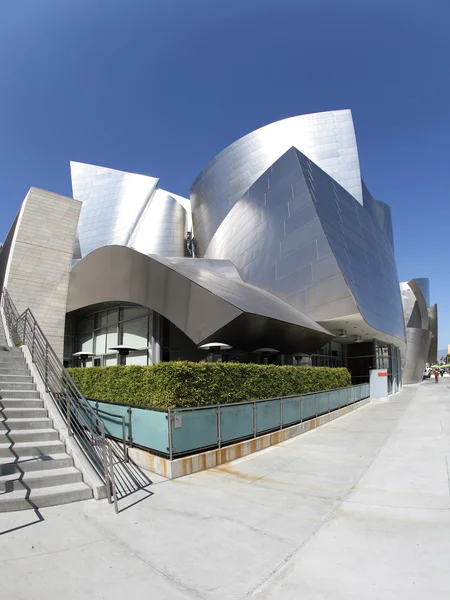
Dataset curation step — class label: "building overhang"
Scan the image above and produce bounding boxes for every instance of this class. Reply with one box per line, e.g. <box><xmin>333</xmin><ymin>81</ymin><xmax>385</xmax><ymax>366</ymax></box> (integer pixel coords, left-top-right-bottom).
<box><xmin>67</xmin><ymin>246</ymin><xmax>333</xmax><ymax>355</ymax></box>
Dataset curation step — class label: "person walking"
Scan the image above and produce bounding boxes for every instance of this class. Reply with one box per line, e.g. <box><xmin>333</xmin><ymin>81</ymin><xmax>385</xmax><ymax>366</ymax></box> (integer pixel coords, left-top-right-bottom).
<box><xmin>434</xmin><ymin>368</ymin><xmax>440</xmax><ymax>383</ymax></box>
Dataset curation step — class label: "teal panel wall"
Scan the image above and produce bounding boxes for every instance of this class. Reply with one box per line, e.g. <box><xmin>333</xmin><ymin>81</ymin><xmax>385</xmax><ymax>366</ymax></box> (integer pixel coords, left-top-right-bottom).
<box><xmin>170</xmin><ymin>408</ymin><xmax>217</xmax><ymax>454</ymax></box>
<box><xmin>220</xmin><ymin>404</ymin><xmax>253</xmax><ymax>443</ymax></box>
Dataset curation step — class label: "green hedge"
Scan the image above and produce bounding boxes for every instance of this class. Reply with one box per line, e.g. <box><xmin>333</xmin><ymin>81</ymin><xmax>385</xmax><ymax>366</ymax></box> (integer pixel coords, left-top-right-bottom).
<box><xmin>68</xmin><ymin>362</ymin><xmax>351</xmax><ymax>409</ymax></box>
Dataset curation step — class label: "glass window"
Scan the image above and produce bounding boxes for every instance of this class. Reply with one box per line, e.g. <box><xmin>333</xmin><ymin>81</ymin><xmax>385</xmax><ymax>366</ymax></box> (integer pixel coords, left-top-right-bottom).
<box><xmin>106</xmin><ymin>325</ymin><xmax>118</xmax><ymax>350</ymax></box>
<box><xmin>80</xmin><ymin>332</ymin><xmax>93</xmax><ymax>353</ymax></box>
<box><xmin>95</xmin><ymin>311</ymin><xmax>108</xmax><ymax>329</ymax></box>
<box><xmin>126</xmin><ymin>350</ymin><xmax>148</xmax><ymax>366</ymax></box>
<box><xmin>104</xmin><ymin>353</ymin><xmax>118</xmax><ymax>366</ymax></box>
<box><xmin>94</xmin><ymin>328</ymin><xmax>107</xmax><ymax>354</ymax></box>
<box><xmin>121</xmin><ymin>316</ymin><xmax>148</xmax><ymax>348</ymax></box>
<box><xmin>107</xmin><ymin>309</ymin><xmax>119</xmax><ymax>326</ymax></box>
<box><xmin>121</xmin><ymin>307</ymin><xmax>149</xmax><ymax>322</ymax></box>
<box><xmin>78</xmin><ymin>315</ymin><xmax>94</xmax><ymax>335</ymax></box>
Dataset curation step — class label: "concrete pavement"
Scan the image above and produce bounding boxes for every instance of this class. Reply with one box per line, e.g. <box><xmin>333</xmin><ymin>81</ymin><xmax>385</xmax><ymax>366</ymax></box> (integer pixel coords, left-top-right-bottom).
<box><xmin>2</xmin><ymin>379</ymin><xmax>450</xmax><ymax>599</ymax></box>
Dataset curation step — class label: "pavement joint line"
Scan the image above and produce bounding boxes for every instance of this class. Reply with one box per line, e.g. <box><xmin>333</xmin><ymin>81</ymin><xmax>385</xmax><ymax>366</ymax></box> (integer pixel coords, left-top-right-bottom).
<box><xmin>0</xmin><ymin>538</ymin><xmax>103</xmax><ymax>563</ymax></box>
<box><xmin>80</xmin><ymin>506</ymin><xmax>206</xmax><ymax>600</ymax></box>
<box><xmin>239</xmin><ymin>387</ymin><xmax>418</xmax><ymax>600</ymax></box>
<box><xmin>445</xmin><ymin>457</ymin><xmax>450</xmax><ymax>499</ymax></box>
<box><xmin>342</xmin><ymin>499</ymin><xmax>450</xmax><ymax>512</ymax></box>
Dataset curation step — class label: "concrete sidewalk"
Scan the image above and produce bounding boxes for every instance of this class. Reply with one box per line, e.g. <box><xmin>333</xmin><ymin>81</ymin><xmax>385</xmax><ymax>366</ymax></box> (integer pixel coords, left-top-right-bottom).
<box><xmin>2</xmin><ymin>380</ymin><xmax>450</xmax><ymax>599</ymax></box>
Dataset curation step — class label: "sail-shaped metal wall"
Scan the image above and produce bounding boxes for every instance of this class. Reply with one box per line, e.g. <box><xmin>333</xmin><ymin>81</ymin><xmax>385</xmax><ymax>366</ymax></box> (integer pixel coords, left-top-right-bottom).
<box><xmin>191</xmin><ymin>110</ymin><xmax>363</xmax><ymax>256</ymax></box>
<box><xmin>400</xmin><ymin>278</ymin><xmax>433</xmax><ymax>383</ymax></box>
<box><xmin>70</xmin><ymin>162</ymin><xmax>189</xmax><ymax>259</ymax></box>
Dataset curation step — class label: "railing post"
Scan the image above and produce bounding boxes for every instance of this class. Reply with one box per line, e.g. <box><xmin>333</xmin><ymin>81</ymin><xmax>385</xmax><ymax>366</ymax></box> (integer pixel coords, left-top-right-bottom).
<box><xmin>168</xmin><ymin>408</ymin><xmax>173</xmax><ymax>461</ymax></box>
<box><xmin>108</xmin><ymin>443</ymin><xmax>119</xmax><ymax>514</ymax></box>
<box><xmin>44</xmin><ymin>342</ymin><xmax>49</xmax><ymax>392</ymax></box>
<box><xmin>127</xmin><ymin>406</ymin><xmax>133</xmax><ymax>447</ymax></box>
<box><xmin>300</xmin><ymin>397</ymin><xmax>303</xmax><ymax>423</ymax></box>
<box><xmin>316</xmin><ymin>393</ymin><xmax>319</xmax><ymax>417</ymax></box>
<box><xmin>31</xmin><ymin>321</ymin><xmax>36</xmax><ymax>361</ymax></box>
<box><xmin>122</xmin><ymin>416</ymin><xmax>128</xmax><ymax>462</ymax></box>
<box><xmin>101</xmin><ymin>423</ymin><xmax>112</xmax><ymax>503</ymax></box>
<box><xmin>338</xmin><ymin>388</ymin><xmax>341</xmax><ymax>410</ymax></box>
<box><xmin>279</xmin><ymin>398</ymin><xmax>283</xmax><ymax>430</ymax></box>
<box><xmin>66</xmin><ymin>394</ymin><xmax>72</xmax><ymax>436</ymax></box>
<box><xmin>217</xmin><ymin>407</ymin><xmax>221</xmax><ymax>449</ymax></box>
<box><xmin>328</xmin><ymin>391</ymin><xmax>330</xmax><ymax>414</ymax></box>
<box><xmin>23</xmin><ymin>316</ymin><xmax>27</xmax><ymax>346</ymax></box>
<box><xmin>253</xmin><ymin>402</ymin><xmax>257</xmax><ymax>438</ymax></box>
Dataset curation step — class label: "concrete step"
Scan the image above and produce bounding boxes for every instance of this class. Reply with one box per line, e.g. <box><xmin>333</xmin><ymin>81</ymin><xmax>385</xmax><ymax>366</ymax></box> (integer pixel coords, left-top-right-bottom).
<box><xmin>0</xmin><ymin>382</ymin><xmax>36</xmax><ymax>391</ymax></box>
<box><xmin>0</xmin><ymin>398</ymin><xmax>44</xmax><ymax>409</ymax></box>
<box><xmin>1</xmin><ymin>466</ymin><xmax>83</xmax><ymax>491</ymax></box>
<box><xmin>0</xmin><ymin>348</ymin><xmax>23</xmax><ymax>357</ymax></box>
<box><xmin>0</xmin><ymin>454</ymin><xmax>74</xmax><ymax>475</ymax></box>
<box><xmin>0</xmin><ymin>357</ymin><xmax>27</xmax><ymax>366</ymax></box>
<box><xmin>0</xmin><ymin>367</ymin><xmax>30</xmax><ymax>375</ymax></box>
<box><xmin>0</xmin><ymin>390</ymin><xmax>41</xmax><ymax>399</ymax></box>
<box><xmin>0</xmin><ymin>439</ymin><xmax>66</xmax><ymax>458</ymax></box>
<box><xmin>0</xmin><ymin>417</ymin><xmax>53</xmax><ymax>431</ymax></box>
<box><xmin>0</xmin><ymin>374</ymin><xmax>33</xmax><ymax>383</ymax></box>
<box><xmin>0</xmin><ymin>407</ymin><xmax>48</xmax><ymax>419</ymax></box>
<box><xmin>0</xmin><ymin>481</ymin><xmax>93</xmax><ymax>512</ymax></box>
<box><xmin>0</xmin><ymin>429</ymin><xmax>59</xmax><ymax>443</ymax></box>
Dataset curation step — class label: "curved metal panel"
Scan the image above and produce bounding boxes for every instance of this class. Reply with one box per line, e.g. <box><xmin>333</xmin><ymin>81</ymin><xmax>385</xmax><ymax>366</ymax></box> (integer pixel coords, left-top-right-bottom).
<box><xmin>407</xmin><ymin>279</ymin><xmax>429</xmax><ymax>330</ymax></box>
<box><xmin>362</xmin><ymin>180</ymin><xmax>394</xmax><ymax>247</ymax></box>
<box><xmin>427</xmin><ymin>304</ymin><xmax>438</xmax><ymax>364</ymax></box>
<box><xmin>413</xmin><ymin>278</ymin><xmax>430</xmax><ymax>307</ymax></box>
<box><xmin>205</xmin><ymin>146</ymin><xmax>405</xmax><ymax>344</ymax></box>
<box><xmin>71</xmin><ymin>162</ymin><xmax>159</xmax><ymax>258</ymax></box>
<box><xmin>129</xmin><ymin>189</ymin><xmax>187</xmax><ymax>257</ymax></box>
<box><xmin>67</xmin><ymin>246</ymin><xmax>333</xmax><ymax>354</ymax></box>
<box><xmin>402</xmin><ymin>328</ymin><xmax>432</xmax><ymax>384</ymax></box>
<box><xmin>191</xmin><ymin>109</ymin><xmax>362</xmax><ymax>255</ymax></box>
<box><xmin>400</xmin><ymin>279</ymin><xmax>432</xmax><ymax>382</ymax></box>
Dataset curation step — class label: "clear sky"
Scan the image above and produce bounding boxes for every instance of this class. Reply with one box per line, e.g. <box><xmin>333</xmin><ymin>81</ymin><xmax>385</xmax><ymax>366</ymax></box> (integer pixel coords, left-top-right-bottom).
<box><xmin>0</xmin><ymin>0</ymin><xmax>448</xmax><ymax>346</ymax></box>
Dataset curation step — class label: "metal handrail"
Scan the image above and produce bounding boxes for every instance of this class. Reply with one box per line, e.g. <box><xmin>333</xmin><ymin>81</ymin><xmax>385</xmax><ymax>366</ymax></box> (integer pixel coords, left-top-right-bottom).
<box><xmin>0</xmin><ymin>288</ymin><xmax>118</xmax><ymax>513</ymax></box>
<box><xmin>167</xmin><ymin>383</ymin><xmax>370</xmax><ymax>413</ymax></box>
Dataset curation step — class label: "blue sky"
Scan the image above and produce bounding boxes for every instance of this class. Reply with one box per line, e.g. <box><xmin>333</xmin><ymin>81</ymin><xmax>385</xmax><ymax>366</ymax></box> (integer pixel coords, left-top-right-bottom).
<box><xmin>0</xmin><ymin>0</ymin><xmax>449</xmax><ymax>348</ymax></box>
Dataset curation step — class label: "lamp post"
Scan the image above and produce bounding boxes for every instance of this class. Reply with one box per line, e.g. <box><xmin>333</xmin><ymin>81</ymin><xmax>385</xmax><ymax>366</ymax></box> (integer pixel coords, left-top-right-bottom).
<box><xmin>252</xmin><ymin>347</ymin><xmax>280</xmax><ymax>365</ymax></box>
<box><xmin>108</xmin><ymin>345</ymin><xmax>140</xmax><ymax>366</ymax></box>
<box><xmin>198</xmin><ymin>342</ymin><xmax>233</xmax><ymax>363</ymax></box>
<box><xmin>72</xmin><ymin>351</ymin><xmax>96</xmax><ymax>368</ymax></box>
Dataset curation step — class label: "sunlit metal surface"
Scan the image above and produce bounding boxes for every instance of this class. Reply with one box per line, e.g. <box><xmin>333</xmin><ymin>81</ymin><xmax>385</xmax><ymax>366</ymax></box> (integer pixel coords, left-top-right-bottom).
<box><xmin>67</xmin><ymin>246</ymin><xmax>333</xmax><ymax>354</ymax></box>
<box><xmin>427</xmin><ymin>304</ymin><xmax>438</xmax><ymax>364</ymax></box>
<box><xmin>70</xmin><ymin>162</ymin><xmax>189</xmax><ymax>259</ymax></box>
<box><xmin>191</xmin><ymin>109</ymin><xmax>363</xmax><ymax>255</ymax></box>
<box><xmin>400</xmin><ymin>279</ymin><xmax>432</xmax><ymax>383</ymax></box>
<box><xmin>129</xmin><ymin>189</ymin><xmax>186</xmax><ymax>257</ymax></box>
<box><xmin>204</xmin><ymin>146</ymin><xmax>405</xmax><ymax>344</ymax></box>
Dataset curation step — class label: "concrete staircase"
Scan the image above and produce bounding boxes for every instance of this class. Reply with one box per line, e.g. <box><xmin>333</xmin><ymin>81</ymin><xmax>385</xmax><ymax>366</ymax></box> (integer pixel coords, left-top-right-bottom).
<box><xmin>0</xmin><ymin>324</ymin><xmax>93</xmax><ymax>511</ymax></box>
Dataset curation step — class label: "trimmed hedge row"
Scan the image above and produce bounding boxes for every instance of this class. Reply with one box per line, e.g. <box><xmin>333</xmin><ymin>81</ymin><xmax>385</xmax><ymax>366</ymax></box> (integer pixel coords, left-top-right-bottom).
<box><xmin>68</xmin><ymin>362</ymin><xmax>351</xmax><ymax>409</ymax></box>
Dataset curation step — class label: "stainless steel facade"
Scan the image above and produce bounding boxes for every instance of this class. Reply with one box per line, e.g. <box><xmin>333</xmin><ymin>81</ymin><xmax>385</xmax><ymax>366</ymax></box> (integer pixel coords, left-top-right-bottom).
<box><xmin>70</xmin><ymin>162</ymin><xmax>189</xmax><ymax>259</ymax></box>
<box><xmin>204</xmin><ymin>146</ymin><xmax>405</xmax><ymax>348</ymax></box>
<box><xmin>427</xmin><ymin>304</ymin><xmax>438</xmax><ymax>364</ymax></box>
<box><xmin>2</xmin><ymin>109</ymin><xmax>436</xmax><ymax>380</ymax></box>
<box><xmin>67</xmin><ymin>245</ymin><xmax>333</xmax><ymax>354</ymax></box>
<box><xmin>191</xmin><ymin>109</ymin><xmax>363</xmax><ymax>256</ymax></box>
<box><xmin>400</xmin><ymin>279</ymin><xmax>433</xmax><ymax>383</ymax></box>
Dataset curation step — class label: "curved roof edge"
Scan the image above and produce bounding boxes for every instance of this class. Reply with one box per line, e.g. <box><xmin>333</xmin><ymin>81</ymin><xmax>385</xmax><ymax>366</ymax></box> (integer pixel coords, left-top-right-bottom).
<box><xmin>67</xmin><ymin>246</ymin><xmax>333</xmax><ymax>354</ymax></box>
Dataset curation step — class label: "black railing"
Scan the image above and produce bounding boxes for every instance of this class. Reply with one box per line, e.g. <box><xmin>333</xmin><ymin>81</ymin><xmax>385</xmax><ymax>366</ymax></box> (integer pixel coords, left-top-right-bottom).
<box><xmin>1</xmin><ymin>288</ymin><xmax>118</xmax><ymax>512</ymax></box>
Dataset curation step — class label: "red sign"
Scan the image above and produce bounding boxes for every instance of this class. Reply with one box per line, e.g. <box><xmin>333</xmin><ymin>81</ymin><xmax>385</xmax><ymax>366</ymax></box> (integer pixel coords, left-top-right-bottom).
<box><xmin>378</xmin><ymin>371</ymin><xmax>388</xmax><ymax>377</ymax></box>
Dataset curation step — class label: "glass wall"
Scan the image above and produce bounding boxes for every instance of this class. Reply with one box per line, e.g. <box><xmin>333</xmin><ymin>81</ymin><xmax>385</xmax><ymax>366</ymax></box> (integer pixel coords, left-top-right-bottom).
<box><xmin>310</xmin><ymin>342</ymin><xmax>347</xmax><ymax>368</ymax></box>
<box><xmin>375</xmin><ymin>342</ymin><xmax>401</xmax><ymax>394</ymax></box>
<box><xmin>71</xmin><ymin>305</ymin><xmax>154</xmax><ymax>367</ymax></box>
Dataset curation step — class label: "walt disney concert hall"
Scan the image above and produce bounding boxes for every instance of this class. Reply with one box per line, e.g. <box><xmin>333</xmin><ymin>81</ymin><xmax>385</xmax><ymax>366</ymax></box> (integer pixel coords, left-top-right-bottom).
<box><xmin>0</xmin><ymin>110</ymin><xmax>437</xmax><ymax>389</ymax></box>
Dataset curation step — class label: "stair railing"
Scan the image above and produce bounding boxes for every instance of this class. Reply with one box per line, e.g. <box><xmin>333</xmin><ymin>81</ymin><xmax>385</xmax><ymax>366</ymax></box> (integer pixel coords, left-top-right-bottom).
<box><xmin>0</xmin><ymin>288</ymin><xmax>118</xmax><ymax>512</ymax></box>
